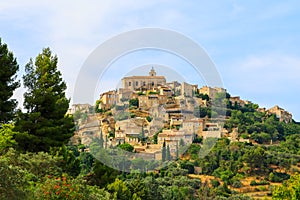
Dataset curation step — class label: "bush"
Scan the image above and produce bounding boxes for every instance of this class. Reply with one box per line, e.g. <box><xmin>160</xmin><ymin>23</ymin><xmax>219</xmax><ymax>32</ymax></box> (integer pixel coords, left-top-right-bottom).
<box><xmin>211</xmin><ymin>179</ymin><xmax>220</xmax><ymax>188</ymax></box>
<box><xmin>250</xmin><ymin>180</ymin><xmax>270</xmax><ymax>186</ymax></box>
<box><xmin>33</xmin><ymin>175</ymin><xmax>109</xmax><ymax>200</ymax></box>
<box><xmin>269</xmin><ymin>172</ymin><xmax>290</xmax><ymax>183</ymax></box>
<box><xmin>232</xmin><ymin>180</ymin><xmax>242</xmax><ymax>188</ymax></box>
<box><xmin>146</xmin><ymin>116</ymin><xmax>152</xmax><ymax>122</ymax></box>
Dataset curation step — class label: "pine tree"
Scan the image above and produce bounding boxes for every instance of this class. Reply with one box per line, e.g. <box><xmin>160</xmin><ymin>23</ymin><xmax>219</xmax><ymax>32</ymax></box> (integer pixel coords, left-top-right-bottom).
<box><xmin>0</xmin><ymin>38</ymin><xmax>20</xmax><ymax>123</ymax></box>
<box><xmin>14</xmin><ymin>48</ymin><xmax>74</xmax><ymax>152</ymax></box>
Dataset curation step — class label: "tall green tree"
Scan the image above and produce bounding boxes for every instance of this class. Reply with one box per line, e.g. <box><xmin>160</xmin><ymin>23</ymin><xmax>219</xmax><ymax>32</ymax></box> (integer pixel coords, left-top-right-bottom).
<box><xmin>14</xmin><ymin>48</ymin><xmax>74</xmax><ymax>152</ymax></box>
<box><xmin>166</xmin><ymin>145</ymin><xmax>171</xmax><ymax>161</ymax></box>
<box><xmin>0</xmin><ymin>38</ymin><xmax>20</xmax><ymax>123</ymax></box>
<box><xmin>162</xmin><ymin>140</ymin><xmax>166</xmax><ymax>162</ymax></box>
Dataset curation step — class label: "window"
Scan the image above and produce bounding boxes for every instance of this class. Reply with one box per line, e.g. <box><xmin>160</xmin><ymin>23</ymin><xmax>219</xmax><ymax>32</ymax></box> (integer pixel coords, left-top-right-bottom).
<box><xmin>136</xmin><ymin>81</ymin><xmax>138</xmax><ymax>86</ymax></box>
<box><xmin>128</xmin><ymin>82</ymin><xmax>131</xmax><ymax>86</ymax></box>
<box><xmin>143</xmin><ymin>82</ymin><xmax>146</xmax><ymax>86</ymax></box>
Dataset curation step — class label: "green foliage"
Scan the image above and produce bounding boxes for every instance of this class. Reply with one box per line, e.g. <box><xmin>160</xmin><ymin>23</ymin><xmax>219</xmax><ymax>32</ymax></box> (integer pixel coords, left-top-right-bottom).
<box><xmin>180</xmin><ymin>160</ymin><xmax>195</xmax><ymax>174</ymax></box>
<box><xmin>272</xmin><ymin>173</ymin><xmax>300</xmax><ymax>200</ymax></box>
<box><xmin>33</xmin><ymin>175</ymin><xmax>110</xmax><ymax>200</ymax></box>
<box><xmin>162</xmin><ymin>140</ymin><xmax>166</xmax><ymax>162</ymax></box>
<box><xmin>148</xmin><ymin>91</ymin><xmax>159</xmax><ymax>95</ymax></box>
<box><xmin>211</xmin><ymin>179</ymin><xmax>220</xmax><ymax>188</ymax></box>
<box><xmin>232</xmin><ymin>180</ymin><xmax>242</xmax><ymax>188</ymax></box>
<box><xmin>14</xmin><ymin>48</ymin><xmax>75</xmax><ymax>152</ymax></box>
<box><xmin>250</xmin><ymin>132</ymin><xmax>271</xmax><ymax>144</ymax></box>
<box><xmin>0</xmin><ymin>124</ymin><xmax>18</xmax><ymax>154</ymax></box>
<box><xmin>0</xmin><ymin>158</ymin><xmax>32</xmax><ymax>199</ymax></box>
<box><xmin>166</xmin><ymin>145</ymin><xmax>171</xmax><ymax>161</ymax></box>
<box><xmin>242</xmin><ymin>146</ymin><xmax>267</xmax><ymax>173</ymax></box>
<box><xmin>85</xmin><ymin>159</ymin><xmax>119</xmax><ymax>187</ymax></box>
<box><xmin>146</xmin><ymin>116</ymin><xmax>152</xmax><ymax>122</ymax></box>
<box><xmin>118</xmin><ymin>143</ymin><xmax>134</xmax><ymax>152</ymax></box>
<box><xmin>95</xmin><ymin>100</ymin><xmax>104</xmax><ymax>113</ymax></box>
<box><xmin>269</xmin><ymin>172</ymin><xmax>290</xmax><ymax>183</ymax></box>
<box><xmin>152</xmin><ymin>129</ymin><xmax>162</xmax><ymax>144</ymax></box>
<box><xmin>129</xmin><ymin>98</ymin><xmax>139</xmax><ymax>107</ymax></box>
<box><xmin>188</xmin><ymin>143</ymin><xmax>201</xmax><ymax>160</ymax></box>
<box><xmin>0</xmin><ymin>38</ymin><xmax>20</xmax><ymax>124</ymax></box>
<box><xmin>107</xmin><ymin>178</ymin><xmax>132</xmax><ymax>200</ymax></box>
<box><xmin>250</xmin><ymin>180</ymin><xmax>269</xmax><ymax>186</ymax></box>
<box><xmin>198</xmin><ymin>93</ymin><xmax>209</xmax><ymax>101</ymax></box>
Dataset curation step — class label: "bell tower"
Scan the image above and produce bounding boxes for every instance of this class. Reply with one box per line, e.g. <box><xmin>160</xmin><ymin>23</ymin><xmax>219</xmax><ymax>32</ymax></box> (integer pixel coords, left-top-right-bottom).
<box><xmin>149</xmin><ymin>67</ymin><xmax>156</xmax><ymax>76</ymax></box>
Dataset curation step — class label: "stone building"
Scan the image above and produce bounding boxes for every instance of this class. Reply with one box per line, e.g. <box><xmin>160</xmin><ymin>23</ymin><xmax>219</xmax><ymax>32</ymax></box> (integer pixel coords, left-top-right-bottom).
<box><xmin>99</xmin><ymin>90</ymin><xmax>117</xmax><ymax>110</ymax></box>
<box><xmin>267</xmin><ymin>105</ymin><xmax>292</xmax><ymax>123</ymax></box>
<box><xmin>157</xmin><ymin>129</ymin><xmax>193</xmax><ymax>154</ymax></box>
<box><xmin>199</xmin><ymin>86</ymin><xmax>226</xmax><ymax>99</ymax></box>
<box><xmin>181</xmin><ymin>118</ymin><xmax>204</xmax><ymax>136</ymax></box>
<box><xmin>201</xmin><ymin>122</ymin><xmax>222</xmax><ymax>139</ymax></box>
<box><xmin>181</xmin><ymin>82</ymin><xmax>198</xmax><ymax>97</ymax></box>
<box><xmin>229</xmin><ymin>96</ymin><xmax>250</xmax><ymax>107</ymax></box>
<box><xmin>121</xmin><ymin>68</ymin><xmax>166</xmax><ymax>91</ymax></box>
<box><xmin>67</xmin><ymin>103</ymin><xmax>92</xmax><ymax>115</ymax></box>
<box><xmin>138</xmin><ymin>94</ymin><xmax>168</xmax><ymax>109</ymax></box>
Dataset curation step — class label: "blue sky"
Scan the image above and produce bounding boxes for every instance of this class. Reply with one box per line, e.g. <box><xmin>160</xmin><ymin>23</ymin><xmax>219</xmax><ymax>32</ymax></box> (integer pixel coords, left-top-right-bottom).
<box><xmin>1</xmin><ymin>0</ymin><xmax>300</xmax><ymax>121</ymax></box>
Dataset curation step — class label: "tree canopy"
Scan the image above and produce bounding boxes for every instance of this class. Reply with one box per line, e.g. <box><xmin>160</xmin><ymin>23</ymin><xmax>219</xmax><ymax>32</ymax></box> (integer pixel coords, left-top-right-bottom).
<box><xmin>0</xmin><ymin>38</ymin><xmax>20</xmax><ymax>123</ymax></box>
<box><xmin>14</xmin><ymin>48</ymin><xmax>74</xmax><ymax>152</ymax></box>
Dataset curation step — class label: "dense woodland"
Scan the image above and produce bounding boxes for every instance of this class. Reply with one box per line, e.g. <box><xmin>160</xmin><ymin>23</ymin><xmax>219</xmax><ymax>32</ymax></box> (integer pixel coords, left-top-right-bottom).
<box><xmin>1</xmin><ymin>38</ymin><xmax>300</xmax><ymax>200</ymax></box>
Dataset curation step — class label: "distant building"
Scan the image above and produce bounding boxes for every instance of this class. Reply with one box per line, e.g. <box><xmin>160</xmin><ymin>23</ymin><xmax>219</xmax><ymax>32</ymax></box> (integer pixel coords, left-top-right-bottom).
<box><xmin>99</xmin><ymin>90</ymin><xmax>117</xmax><ymax>110</ymax></box>
<box><xmin>121</xmin><ymin>67</ymin><xmax>166</xmax><ymax>91</ymax></box>
<box><xmin>181</xmin><ymin>118</ymin><xmax>204</xmax><ymax>136</ymax></box>
<box><xmin>67</xmin><ymin>103</ymin><xmax>92</xmax><ymax>115</ymax></box>
<box><xmin>229</xmin><ymin>96</ymin><xmax>250</xmax><ymax>107</ymax></box>
<box><xmin>202</xmin><ymin>122</ymin><xmax>222</xmax><ymax>139</ymax></box>
<box><xmin>267</xmin><ymin>105</ymin><xmax>292</xmax><ymax>123</ymax></box>
<box><xmin>159</xmin><ymin>86</ymin><xmax>173</xmax><ymax>97</ymax></box>
<box><xmin>158</xmin><ymin>129</ymin><xmax>193</xmax><ymax>154</ymax></box>
<box><xmin>181</xmin><ymin>82</ymin><xmax>198</xmax><ymax>97</ymax></box>
<box><xmin>117</xmin><ymin>88</ymin><xmax>133</xmax><ymax>102</ymax></box>
<box><xmin>199</xmin><ymin>86</ymin><xmax>226</xmax><ymax>99</ymax></box>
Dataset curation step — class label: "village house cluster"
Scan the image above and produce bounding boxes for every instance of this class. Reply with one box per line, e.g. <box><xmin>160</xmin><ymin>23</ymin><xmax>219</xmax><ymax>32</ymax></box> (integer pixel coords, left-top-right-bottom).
<box><xmin>68</xmin><ymin>68</ymin><xmax>293</xmax><ymax>160</ymax></box>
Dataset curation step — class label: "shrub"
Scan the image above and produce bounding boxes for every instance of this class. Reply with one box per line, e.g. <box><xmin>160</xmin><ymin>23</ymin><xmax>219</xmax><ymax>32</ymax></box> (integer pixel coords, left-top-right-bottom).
<box><xmin>232</xmin><ymin>180</ymin><xmax>242</xmax><ymax>188</ymax></box>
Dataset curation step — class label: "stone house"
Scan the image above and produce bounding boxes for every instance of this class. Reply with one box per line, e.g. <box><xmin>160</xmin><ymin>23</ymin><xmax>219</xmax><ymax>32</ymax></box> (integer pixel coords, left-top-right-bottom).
<box><xmin>267</xmin><ymin>105</ymin><xmax>292</xmax><ymax>123</ymax></box>
<box><xmin>181</xmin><ymin>118</ymin><xmax>204</xmax><ymax>136</ymax></box>
<box><xmin>99</xmin><ymin>90</ymin><xmax>117</xmax><ymax>110</ymax></box>
<box><xmin>199</xmin><ymin>86</ymin><xmax>226</xmax><ymax>99</ymax></box>
<box><xmin>158</xmin><ymin>129</ymin><xmax>193</xmax><ymax>154</ymax></box>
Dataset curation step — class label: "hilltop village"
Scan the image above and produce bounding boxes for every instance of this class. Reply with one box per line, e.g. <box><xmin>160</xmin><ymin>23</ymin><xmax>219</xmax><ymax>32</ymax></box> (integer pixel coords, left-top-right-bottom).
<box><xmin>68</xmin><ymin>68</ymin><xmax>293</xmax><ymax>160</ymax></box>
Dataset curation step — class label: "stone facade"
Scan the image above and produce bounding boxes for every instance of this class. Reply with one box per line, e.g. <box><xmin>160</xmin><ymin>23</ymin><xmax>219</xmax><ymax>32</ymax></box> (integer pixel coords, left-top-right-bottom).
<box><xmin>181</xmin><ymin>118</ymin><xmax>204</xmax><ymax>136</ymax></box>
<box><xmin>99</xmin><ymin>90</ymin><xmax>117</xmax><ymax>110</ymax></box>
<box><xmin>67</xmin><ymin>104</ymin><xmax>92</xmax><ymax>115</ymax></box>
<box><xmin>121</xmin><ymin>68</ymin><xmax>166</xmax><ymax>91</ymax></box>
<box><xmin>181</xmin><ymin>82</ymin><xmax>198</xmax><ymax>97</ymax></box>
<box><xmin>158</xmin><ymin>129</ymin><xmax>193</xmax><ymax>154</ymax></box>
<box><xmin>267</xmin><ymin>105</ymin><xmax>292</xmax><ymax>123</ymax></box>
<box><xmin>199</xmin><ymin>86</ymin><xmax>226</xmax><ymax>99</ymax></box>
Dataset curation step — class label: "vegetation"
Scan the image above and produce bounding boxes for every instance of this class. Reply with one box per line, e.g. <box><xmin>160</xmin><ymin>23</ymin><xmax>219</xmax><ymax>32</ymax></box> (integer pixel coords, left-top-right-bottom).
<box><xmin>1</xmin><ymin>37</ymin><xmax>300</xmax><ymax>199</ymax></box>
<box><xmin>14</xmin><ymin>48</ymin><xmax>74</xmax><ymax>152</ymax></box>
<box><xmin>0</xmin><ymin>39</ymin><xmax>20</xmax><ymax>124</ymax></box>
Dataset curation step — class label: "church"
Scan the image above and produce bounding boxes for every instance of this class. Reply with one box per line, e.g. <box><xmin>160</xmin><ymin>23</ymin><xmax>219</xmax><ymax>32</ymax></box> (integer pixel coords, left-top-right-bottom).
<box><xmin>121</xmin><ymin>67</ymin><xmax>166</xmax><ymax>91</ymax></box>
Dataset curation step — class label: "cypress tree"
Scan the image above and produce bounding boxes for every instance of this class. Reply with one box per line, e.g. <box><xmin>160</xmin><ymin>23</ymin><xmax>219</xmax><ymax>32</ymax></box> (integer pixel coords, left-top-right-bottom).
<box><xmin>166</xmin><ymin>145</ymin><xmax>171</xmax><ymax>161</ymax></box>
<box><xmin>162</xmin><ymin>140</ymin><xmax>166</xmax><ymax>162</ymax></box>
